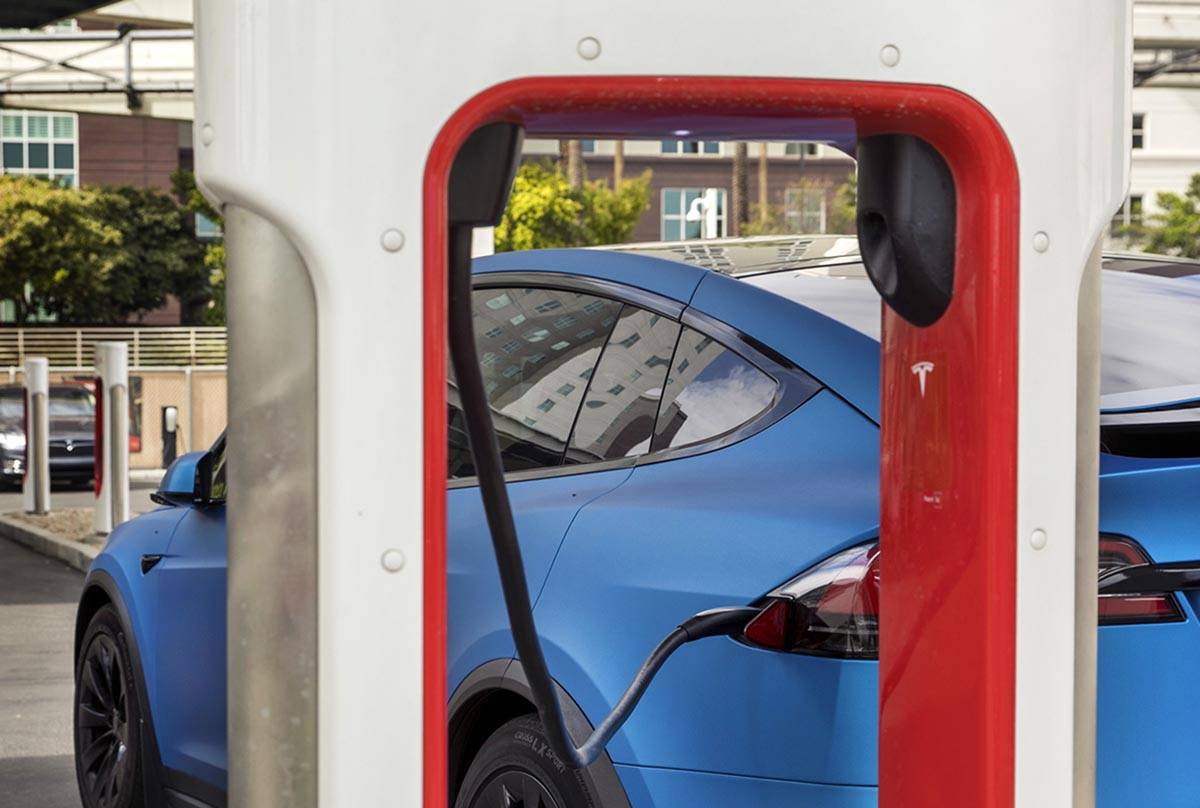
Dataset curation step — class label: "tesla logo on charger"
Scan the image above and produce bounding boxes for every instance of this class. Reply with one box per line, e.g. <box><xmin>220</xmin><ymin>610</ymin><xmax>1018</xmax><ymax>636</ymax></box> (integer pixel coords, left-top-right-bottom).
<box><xmin>911</xmin><ymin>361</ymin><xmax>935</xmax><ymax>397</ymax></box>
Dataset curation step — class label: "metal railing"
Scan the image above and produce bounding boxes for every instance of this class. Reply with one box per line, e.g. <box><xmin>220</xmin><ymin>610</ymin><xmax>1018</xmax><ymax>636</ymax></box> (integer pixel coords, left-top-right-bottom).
<box><xmin>0</xmin><ymin>326</ymin><xmax>227</xmax><ymax>368</ymax></box>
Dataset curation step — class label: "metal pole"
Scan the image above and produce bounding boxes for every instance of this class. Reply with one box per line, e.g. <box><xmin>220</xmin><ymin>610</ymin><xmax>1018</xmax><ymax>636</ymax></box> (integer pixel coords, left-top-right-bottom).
<box><xmin>109</xmin><ymin>383</ymin><xmax>129</xmax><ymax>526</ymax></box>
<box><xmin>225</xmin><ymin>205</ymin><xmax>318</xmax><ymax>808</ymax></box>
<box><xmin>93</xmin><ymin>342</ymin><xmax>129</xmax><ymax>534</ymax></box>
<box><xmin>184</xmin><ymin>365</ymin><xmax>194</xmax><ymax>452</ymax></box>
<box><xmin>21</xmin><ymin>357</ymin><xmax>50</xmax><ymax>515</ymax></box>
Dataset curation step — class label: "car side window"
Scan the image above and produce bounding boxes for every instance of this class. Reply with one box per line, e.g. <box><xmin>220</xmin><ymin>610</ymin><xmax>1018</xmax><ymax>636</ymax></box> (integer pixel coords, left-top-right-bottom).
<box><xmin>448</xmin><ymin>286</ymin><xmax>621</xmax><ymax>478</ymax></box>
<box><xmin>651</xmin><ymin>326</ymin><xmax>778</xmax><ymax>452</ymax></box>
<box><xmin>566</xmin><ymin>306</ymin><xmax>681</xmax><ymax>463</ymax></box>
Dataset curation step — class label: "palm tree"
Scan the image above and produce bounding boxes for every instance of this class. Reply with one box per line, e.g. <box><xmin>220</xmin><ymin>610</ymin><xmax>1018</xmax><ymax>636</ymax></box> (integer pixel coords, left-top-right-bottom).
<box><xmin>731</xmin><ymin>142</ymin><xmax>748</xmax><ymax>236</ymax></box>
<box><xmin>758</xmin><ymin>143</ymin><xmax>769</xmax><ymax>224</ymax></box>
<box><xmin>566</xmin><ymin>140</ymin><xmax>584</xmax><ymax>189</ymax></box>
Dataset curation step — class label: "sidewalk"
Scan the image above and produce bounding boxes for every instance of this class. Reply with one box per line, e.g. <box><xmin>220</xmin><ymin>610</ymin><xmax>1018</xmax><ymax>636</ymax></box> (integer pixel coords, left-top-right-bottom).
<box><xmin>0</xmin><ymin>511</ymin><xmax>101</xmax><ymax>575</ymax></box>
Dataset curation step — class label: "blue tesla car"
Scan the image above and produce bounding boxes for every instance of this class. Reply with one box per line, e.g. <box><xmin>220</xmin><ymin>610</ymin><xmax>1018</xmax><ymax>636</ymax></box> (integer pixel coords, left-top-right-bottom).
<box><xmin>74</xmin><ymin>236</ymin><xmax>1200</xmax><ymax>808</ymax></box>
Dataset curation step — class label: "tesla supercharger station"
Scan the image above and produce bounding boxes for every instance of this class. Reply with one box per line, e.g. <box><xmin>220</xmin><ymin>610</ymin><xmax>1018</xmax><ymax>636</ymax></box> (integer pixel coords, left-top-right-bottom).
<box><xmin>94</xmin><ymin>341</ymin><xmax>130</xmax><ymax>534</ymax></box>
<box><xmin>194</xmin><ymin>1</ymin><xmax>1130</xmax><ymax>806</ymax></box>
<box><xmin>22</xmin><ymin>356</ymin><xmax>50</xmax><ymax>515</ymax></box>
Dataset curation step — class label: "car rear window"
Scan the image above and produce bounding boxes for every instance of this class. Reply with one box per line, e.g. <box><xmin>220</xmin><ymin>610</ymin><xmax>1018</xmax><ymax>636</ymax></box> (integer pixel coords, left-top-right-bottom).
<box><xmin>652</xmin><ymin>326</ymin><xmax>778</xmax><ymax>451</ymax></box>
<box><xmin>745</xmin><ymin>260</ymin><xmax>1200</xmax><ymax>398</ymax></box>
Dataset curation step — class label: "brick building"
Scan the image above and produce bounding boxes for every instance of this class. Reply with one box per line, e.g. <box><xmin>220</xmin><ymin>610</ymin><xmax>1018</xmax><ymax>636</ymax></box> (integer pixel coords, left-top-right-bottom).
<box><xmin>523</xmin><ymin>138</ymin><xmax>856</xmax><ymax>244</ymax></box>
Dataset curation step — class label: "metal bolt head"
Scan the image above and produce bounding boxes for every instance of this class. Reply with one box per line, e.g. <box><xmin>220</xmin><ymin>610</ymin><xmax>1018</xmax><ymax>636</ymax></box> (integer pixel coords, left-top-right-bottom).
<box><xmin>577</xmin><ymin>36</ymin><xmax>602</xmax><ymax>61</ymax></box>
<box><xmin>1032</xmin><ymin>231</ymin><xmax>1050</xmax><ymax>253</ymax></box>
<box><xmin>200</xmin><ymin>124</ymin><xmax>215</xmax><ymax>146</ymax></box>
<box><xmin>380</xmin><ymin>228</ymin><xmax>406</xmax><ymax>252</ymax></box>
<box><xmin>381</xmin><ymin>548</ymin><xmax>406</xmax><ymax>573</ymax></box>
<box><xmin>880</xmin><ymin>44</ymin><xmax>901</xmax><ymax>67</ymax></box>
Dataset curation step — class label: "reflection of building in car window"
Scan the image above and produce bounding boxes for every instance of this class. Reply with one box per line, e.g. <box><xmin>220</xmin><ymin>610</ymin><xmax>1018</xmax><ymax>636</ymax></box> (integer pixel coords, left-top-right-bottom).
<box><xmin>447</xmin><ymin>287</ymin><xmax>622</xmax><ymax>477</ymax></box>
<box><xmin>567</xmin><ymin>308</ymin><xmax>680</xmax><ymax>463</ymax></box>
<box><xmin>653</xmin><ymin>328</ymin><xmax>777</xmax><ymax>451</ymax></box>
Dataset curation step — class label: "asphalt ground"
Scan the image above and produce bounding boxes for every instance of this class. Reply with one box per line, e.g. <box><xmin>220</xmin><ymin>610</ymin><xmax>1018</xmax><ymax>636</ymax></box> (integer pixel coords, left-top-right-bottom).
<box><xmin>0</xmin><ymin>536</ymin><xmax>85</xmax><ymax>808</ymax></box>
<box><xmin>0</xmin><ymin>481</ymin><xmax>159</xmax><ymax>517</ymax></box>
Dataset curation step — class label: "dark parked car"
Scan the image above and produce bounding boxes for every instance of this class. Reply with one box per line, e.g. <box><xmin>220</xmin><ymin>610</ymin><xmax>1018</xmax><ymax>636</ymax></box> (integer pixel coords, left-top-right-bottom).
<box><xmin>0</xmin><ymin>383</ymin><xmax>96</xmax><ymax>487</ymax></box>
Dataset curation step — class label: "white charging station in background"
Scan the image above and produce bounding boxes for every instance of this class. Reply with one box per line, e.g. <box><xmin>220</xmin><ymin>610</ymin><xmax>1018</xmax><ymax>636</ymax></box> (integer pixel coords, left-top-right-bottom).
<box><xmin>93</xmin><ymin>341</ymin><xmax>130</xmax><ymax>534</ymax></box>
<box><xmin>22</xmin><ymin>356</ymin><xmax>50</xmax><ymax>515</ymax></box>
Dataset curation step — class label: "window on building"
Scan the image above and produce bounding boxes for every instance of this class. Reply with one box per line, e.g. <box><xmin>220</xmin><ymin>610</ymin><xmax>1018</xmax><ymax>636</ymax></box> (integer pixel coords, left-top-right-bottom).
<box><xmin>0</xmin><ymin>110</ymin><xmax>78</xmax><ymax>187</ymax></box>
<box><xmin>785</xmin><ymin>142</ymin><xmax>822</xmax><ymax>157</ymax></box>
<box><xmin>567</xmin><ymin>306</ymin><xmax>681</xmax><ymax>463</ymax></box>
<box><xmin>652</xmin><ymin>327</ymin><xmax>778</xmax><ymax>451</ymax></box>
<box><xmin>661</xmin><ymin>187</ymin><xmax>728</xmax><ymax>240</ymax></box>
<box><xmin>784</xmin><ymin>187</ymin><xmax>827</xmax><ymax>233</ymax></box>
<box><xmin>447</xmin><ymin>287</ymin><xmax>622</xmax><ymax>477</ymax></box>
<box><xmin>659</xmin><ymin>140</ymin><xmax>721</xmax><ymax>155</ymax></box>
<box><xmin>581</xmin><ymin>140</ymin><xmax>596</xmax><ymax>154</ymax></box>
<box><xmin>196</xmin><ymin>212</ymin><xmax>223</xmax><ymax>239</ymax></box>
<box><xmin>1132</xmin><ymin>113</ymin><xmax>1145</xmax><ymax>150</ymax></box>
<box><xmin>1110</xmin><ymin>194</ymin><xmax>1144</xmax><ymax>235</ymax></box>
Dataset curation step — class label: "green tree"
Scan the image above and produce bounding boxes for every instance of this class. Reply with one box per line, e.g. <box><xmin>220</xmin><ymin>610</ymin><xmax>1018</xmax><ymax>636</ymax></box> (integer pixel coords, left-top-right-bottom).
<box><xmin>94</xmin><ymin>185</ymin><xmax>208</xmax><ymax>323</ymax></box>
<box><xmin>741</xmin><ymin>174</ymin><xmax>857</xmax><ymax>237</ymax></box>
<box><xmin>828</xmin><ymin>172</ymin><xmax>857</xmax><ymax>234</ymax></box>
<box><xmin>494</xmin><ymin>161</ymin><xmax>651</xmax><ymax>252</ymax></box>
<box><xmin>0</xmin><ymin>175</ymin><xmax>215</xmax><ymax>323</ymax></box>
<box><xmin>171</xmin><ymin>169</ymin><xmax>226</xmax><ymax>324</ymax></box>
<box><xmin>0</xmin><ymin>175</ymin><xmax>123</xmax><ymax>322</ymax></box>
<box><xmin>1132</xmin><ymin>174</ymin><xmax>1200</xmax><ymax>258</ymax></box>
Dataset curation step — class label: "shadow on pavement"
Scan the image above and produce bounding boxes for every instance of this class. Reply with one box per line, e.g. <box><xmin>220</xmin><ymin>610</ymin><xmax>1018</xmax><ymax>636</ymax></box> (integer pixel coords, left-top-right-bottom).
<box><xmin>0</xmin><ymin>755</ymin><xmax>80</xmax><ymax>808</ymax></box>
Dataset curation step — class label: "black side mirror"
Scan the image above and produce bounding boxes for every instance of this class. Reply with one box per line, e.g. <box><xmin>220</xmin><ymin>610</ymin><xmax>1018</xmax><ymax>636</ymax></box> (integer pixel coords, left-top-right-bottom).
<box><xmin>193</xmin><ymin>450</ymin><xmax>214</xmax><ymax>505</ymax></box>
<box><xmin>856</xmin><ymin>134</ymin><xmax>957</xmax><ymax>327</ymax></box>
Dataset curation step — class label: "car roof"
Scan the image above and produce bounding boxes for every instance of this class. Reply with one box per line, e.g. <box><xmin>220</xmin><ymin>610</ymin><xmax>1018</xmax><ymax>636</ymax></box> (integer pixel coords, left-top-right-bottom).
<box><xmin>474</xmin><ymin>238</ymin><xmax>1200</xmax><ymax>422</ymax></box>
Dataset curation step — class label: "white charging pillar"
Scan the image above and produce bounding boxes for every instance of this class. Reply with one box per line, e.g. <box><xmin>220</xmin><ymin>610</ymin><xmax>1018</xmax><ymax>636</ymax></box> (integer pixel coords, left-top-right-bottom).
<box><xmin>22</xmin><ymin>357</ymin><xmax>50</xmax><ymax>515</ymax></box>
<box><xmin>94</xmin><ymin>342</ymin><xmax>130</xmax><ymax>534</ymax></box>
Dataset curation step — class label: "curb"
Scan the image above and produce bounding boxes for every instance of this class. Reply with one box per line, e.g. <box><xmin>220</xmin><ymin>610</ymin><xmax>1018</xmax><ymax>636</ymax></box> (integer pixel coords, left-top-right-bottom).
<box><xmin>130</xmin><ymin>468</ymin><xmax>165</xmax><ymax>484</ymax></box>
<box><xmin>0</xmin><ymin>513</ymin><xmax>99</xmax><ymax>574</ymax></box>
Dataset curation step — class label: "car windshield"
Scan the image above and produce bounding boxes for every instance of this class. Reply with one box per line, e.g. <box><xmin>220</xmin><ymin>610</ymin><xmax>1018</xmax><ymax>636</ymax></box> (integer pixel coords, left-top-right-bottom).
<box><xmin>49</xmin><ymin>387</ymin><xmax>95</xmax><ymax>418</ymax></box>
<box><xmin>0</xmin><ymin>390</ymin><xmax>21</xmax><ymax>420</ymax></box>
<box><xmin>745</xmin><ymin>258</ymin><xmax>1200</xmax><ymax>399</ymax></box>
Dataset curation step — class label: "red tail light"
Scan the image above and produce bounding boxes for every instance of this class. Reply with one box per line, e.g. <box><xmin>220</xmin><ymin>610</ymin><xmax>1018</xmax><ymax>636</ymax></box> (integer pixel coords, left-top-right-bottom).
<box><xmin>1098</xmin><ymin>535</ymin><xmax>1183</xmax><ymax>625</ymax></box>
<box><xmin>743</xmin><ymin>535</ymin><xmax>1180</xmax><ymax>659</ymax></box>
<box><xmin>743</xmin><ymin>543</ymin><xmax>881</xmax><ymax>659</ymax></box>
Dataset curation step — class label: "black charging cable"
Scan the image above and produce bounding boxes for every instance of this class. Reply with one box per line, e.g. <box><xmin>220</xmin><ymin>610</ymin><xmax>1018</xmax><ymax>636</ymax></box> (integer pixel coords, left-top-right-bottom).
<box><xmin>447</xmin><ymin>216</ymin><xmax>758</xmax><ymax>768</ymax></box>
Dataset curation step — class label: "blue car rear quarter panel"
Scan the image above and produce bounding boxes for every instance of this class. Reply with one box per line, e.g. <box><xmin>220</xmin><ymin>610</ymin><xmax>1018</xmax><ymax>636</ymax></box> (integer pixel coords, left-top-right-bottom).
<box><xmin>1095</xmin><ymin>456</ymin><xmax>1200</xmax><ymax>807</ymax></box>
<box><xmin>533</xmin><ymin>391</ymin><xmax>881</xmax><ymax>785</ymax></box>
<box><xmin>447</xmin><ymin>467</ymin><xmax>634</xmax><ymax>690</ymax></box>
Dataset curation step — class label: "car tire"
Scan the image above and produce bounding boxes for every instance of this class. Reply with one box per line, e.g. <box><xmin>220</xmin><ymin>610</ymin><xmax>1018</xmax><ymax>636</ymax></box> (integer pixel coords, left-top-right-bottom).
<box><xmin>455</xmin><ymin>715</ymin><xmax>600</xmax><ymax>808</ymax></box>
<box><xmin>74</xmin><ymin>605</ymin><xmax>146</xmax><ymax>808</ymax></box>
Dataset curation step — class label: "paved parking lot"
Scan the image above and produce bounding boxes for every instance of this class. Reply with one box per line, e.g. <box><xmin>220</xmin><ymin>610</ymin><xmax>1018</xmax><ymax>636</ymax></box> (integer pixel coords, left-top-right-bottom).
<box><xmin>0</xmin><ymin>537</ymin><xmax>85</xmax><ymax>808</ymax></box>
<box><xmin>0</xmin><ymin>482</ymin><xmax>159</xmax><ymax>518</ymax></box>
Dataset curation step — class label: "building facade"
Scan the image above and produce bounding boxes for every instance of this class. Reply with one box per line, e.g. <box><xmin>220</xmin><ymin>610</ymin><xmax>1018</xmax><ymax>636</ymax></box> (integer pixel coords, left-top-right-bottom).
<box><xmin>523</xmin><ymin>138</ymin><xmax>856</xmax><ymax>243</ymax></box>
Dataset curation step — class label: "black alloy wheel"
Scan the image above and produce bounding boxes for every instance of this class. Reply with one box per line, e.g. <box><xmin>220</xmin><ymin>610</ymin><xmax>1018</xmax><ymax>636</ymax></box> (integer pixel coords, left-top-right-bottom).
<box><xmin>457</xmin><ymin>715</ymin><xmax>597</xmax><ymax>808</ymax></box>
<box><xmin>471</xmin><ymin>768</ymin><xmax>563</xmax><ymax>808</ymax></box>
<box><xmin>75</xmin><ymin>606</ymin><xmax>143</xmax><ymax>808</ymax></box>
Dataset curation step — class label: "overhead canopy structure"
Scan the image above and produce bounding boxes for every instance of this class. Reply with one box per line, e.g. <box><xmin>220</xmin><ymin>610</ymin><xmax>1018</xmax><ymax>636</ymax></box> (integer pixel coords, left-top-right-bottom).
<box><xmin>0</xmin><ymin>1</ymin><xmax>105</xmax><ymax>29</ymax></box>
